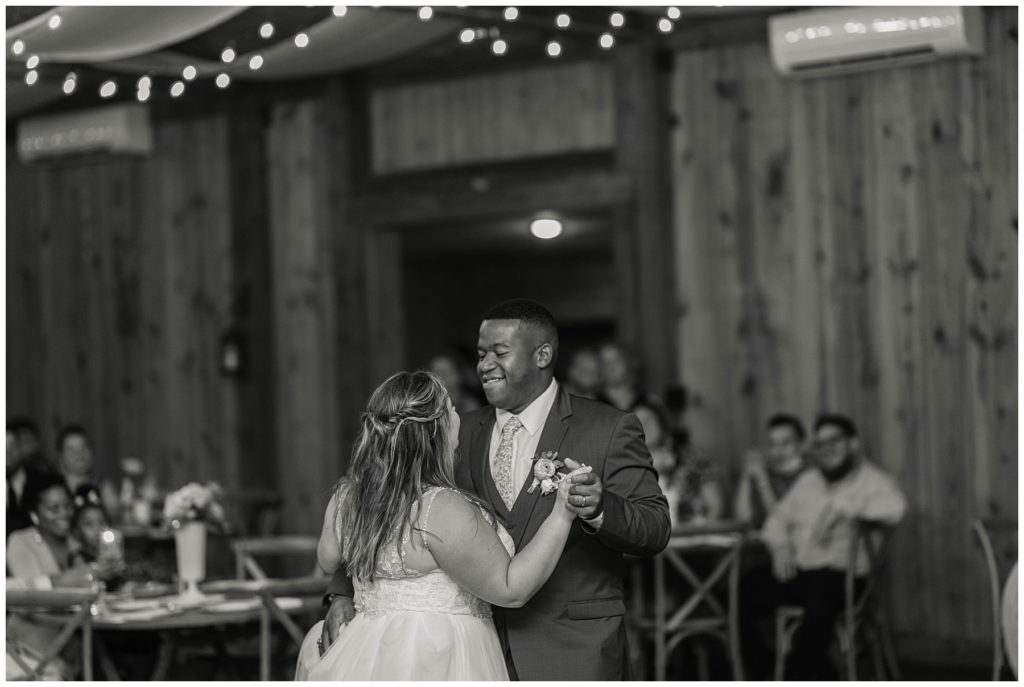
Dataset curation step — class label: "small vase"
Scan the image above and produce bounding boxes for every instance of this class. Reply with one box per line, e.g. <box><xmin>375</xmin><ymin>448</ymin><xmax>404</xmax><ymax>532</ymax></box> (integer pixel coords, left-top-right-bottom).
<box><xmin>174</xmin><ymin>520</ymin><xmax>207</xmax><ymax>605</ymax></box>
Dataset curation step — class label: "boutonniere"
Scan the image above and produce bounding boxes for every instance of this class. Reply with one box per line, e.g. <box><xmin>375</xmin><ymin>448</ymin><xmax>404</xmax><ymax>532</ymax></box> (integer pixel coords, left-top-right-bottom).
<box><xmin>527</xmin><ymin>451</ymin><xmax>592</xmax><ymax>495</ymax></box>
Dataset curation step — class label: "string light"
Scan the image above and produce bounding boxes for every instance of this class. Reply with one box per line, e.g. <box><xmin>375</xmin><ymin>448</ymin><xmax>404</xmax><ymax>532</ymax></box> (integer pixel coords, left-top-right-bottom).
<box><xmin>216</xmin><ymin>73</ymin><xmax>231</xmax><ymax>89</ymax></box>
<box><xmin>11</xmin><ymin>39</ymin><xmax>25</xmax><ymax>55</ymax></box>
<box><xmin>658</xmin><ymin>17</ymin><xmax>674</xmax><ymax>33</ymax></box>
<box><xmin>182</xmin><ymin>65</ymin><xmax>197</xmax><ymax>81</ymax></box>
<box><xmin>25</xmin><ymin>70</ymin><xmax>38</xmax><ymax>86</ymax></box>
<box><xmin>418</xmin><ymin>7</ymin><xmax>433</xmax><ymax>21</ymax></box>
<box><xmin>546</xmin><ymin>40</ymin><xmax>562</xmax><ymax>58</ymax></box>
<box><xmin>259</xmin><ymin>22</ymin><xmax>274</xmax><ymax>39</ymax></box>
<box><xmin>599</xmin><ymin>32</ymin><xmax>615</xmax><ymax>49</ymax></box>
<box><xmin>170</xmin><ymin>81</ymin><xmax>185</xmax><ymax>97</ymax></box>
<box><xmin>294</xmin><ymin>32</ymin><xmax>309</xmax><ymax>48</ymax></box>
<box><xmin>99</xmin><ymin>81</ymin><xmax>117</xmax><ymax>98</ymax></box>
<box><xmin>333</xmin><ymin>6</ymin><xmax>347</xmax><ymax>17</ymax></box>
<box><xmin>555</xmin><ymin>13</ymin><xmax>571</xmax><ymax>29</ymax></box>
<box><xmin>609</xmin><ymin>12</ymin><xmax>625</xmax><ymax>28</ymax></box>
<box><xmin>492</xmin><ymin>39</ymin><xmax>508</xmax><ymax>56</ymax></box>
<box><xmin>667</xmin><ymin>7</ymin><xmax>681</xmax><ymax>21</ymax></box>
<box><xmin>137</xmin><ymin>89</ymin><xmax>151</xmax><ymax>103</ymax></box>
<box><xmin>459</xmin><ymin>28</ymin><xmax>476</xmax><ymax>43</ymax></box>
<box><xmin>137</xmin><ymin>76</ymin><xmax>151</xmax><ymax>90</ymax></box>
<box><xmin>249</xmin><ymin>54</ymin><xmax>264</xmax><ymax>70</ymax></box>
<box><xmin>26</xmin><ymin>55</ymin><xmax>40</xmax><ymax>69</ymax></box>
<box><xmin>47</xmin><ymin>13</ymin><xmax>62</xmax><ymax>30</ymax></box>
<box><xmin>221</xmin><ymin>47</ymin><xmax>236</xmax><ymax>63</ymax></box>
<box><xmin>503</xmin><ymin>7</ymin><xmax>518</xmax><ymax>21</ymax></box>
<box><xmin>62</xmin><ymin>72</ymin><xmax>77</xmax><ymax>94</ymax></box>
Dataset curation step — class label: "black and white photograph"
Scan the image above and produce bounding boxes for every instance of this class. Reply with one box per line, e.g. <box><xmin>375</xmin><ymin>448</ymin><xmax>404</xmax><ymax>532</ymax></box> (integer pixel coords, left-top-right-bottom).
<box><xmin>5</xmin><ymin>2</ymin><xmax>1018</xmax><ymax>681</ymax></box>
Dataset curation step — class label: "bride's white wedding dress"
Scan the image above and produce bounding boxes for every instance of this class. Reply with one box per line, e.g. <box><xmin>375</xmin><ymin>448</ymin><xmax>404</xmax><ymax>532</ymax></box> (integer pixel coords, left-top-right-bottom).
<box><xmin>295</xmin><ymin>487</ymin><xmax>513</xmax><ymax>681</ymax></box>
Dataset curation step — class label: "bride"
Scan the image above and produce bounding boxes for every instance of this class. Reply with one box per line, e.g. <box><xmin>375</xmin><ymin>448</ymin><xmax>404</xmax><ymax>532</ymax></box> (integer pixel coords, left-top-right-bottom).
<box><xmin>295</xmin><ymin>370</ymin><xmax>579</xmax><ymax>681</ymax></box>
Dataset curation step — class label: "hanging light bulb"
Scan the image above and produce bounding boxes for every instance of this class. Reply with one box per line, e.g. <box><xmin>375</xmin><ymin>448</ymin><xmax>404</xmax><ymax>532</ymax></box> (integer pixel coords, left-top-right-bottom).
<box><xmin>546</xmin><ymin>41</ymin><xmax>562</xmax><ymax>58</ymax></box>
<box><xmin>99</xmin><ymin>81</ymin><xmax>117</xmax><ymax>98</ymax></box>
<box><xmin>182</xmin><ymin>65</ymin><xmax>197</xmax><ymax>81</ymax></box>
<box><xmin>62</xmin><ymin>72</ymin><xmax>77</xmax><ymax>94</ymax></box>
<box><xmin>658</xmin><ymin>17</ymin><xmax>674</xmax><ymax>33</ymax></box>
<box><xmin>249</xmin><ymin>54</ymin><xmax>264</xmax><ymax>70</ymax></box>
<box><xmin>332</xmin><ymin>6</ymin><xmax>347</xmax><ymax>17</ymax></box>
<box><xmin>25</xmin><ymin>70</ymin><xmax>38</xmax><ymax>86</ymax></box>
<box><xmin>459</xmin><ymin>28</ymin><xmax>476</xmax><ymax>43</ymax></box>
<box><xmin>170</xmin><ymin>81</ymin><xmax>185</xmax><ymax>97</ymax></box>
<box><xmin>492</xmin><ymin>39</ymin><xmax>508</xmax><ymax>56</ymax></box>
<box><xmin>26</xmin><ymin>55</ymin><xmax>40</xmax><ymax>69</ymax></box>
<box><xmin>137</xmin><ymin>76</ymin><xmax>152</xmax><ymax>90</ymax></box>
<box><xmin>221</xmin><ymin>46</ymin><xmax>236</xmax><ymax>63</ymax></box>
<box><xmin>555</xmin><ymin>13</ymin><xmax>571</xmax><ymax>29</ymax></box>
<box><xmin>530</xmin><ymin>218</ymin><xmax>563</xmax><ymax>240</ymax></box>
<box><xmin>259</xmin><ymin>22</ymin><xmax>274</xmax><ymax>39</ymax></box>
<box><xmin>294</xmin><ymin>32</ymin><xmax>310</xmax><ymax>48</ymax></box>
<box><xmin>609</xmin><ymin>12</ymin><xmax>625</xmax><ymax>28</ymax></box>
<box><xmin>47</xmin><ymin>13</ymin><xmax>62</xmax><ymax>30</ymax></box>
<box><xmin>503</xmin><ymin>7</ymin><xmax>518</xmax><ymax>21</ymax></box>
<box><xmin>418</xmin><ymin>7</ymin><xmax>433</xmax><ymax>21</ymax></box>
<box><xmin>137</xmin><ymin>88</ymin><xmax>151</xmax><ymax>103</ymax></box>
<box><xmin>599</xmin><ymin>32</ymin><xmax>615</xmax><ymax>49</ymax></box>
<box><xmin>667</xmin><ymin>7</ymin><xmax>681</xmax><ymax>21</ymax></box>
<box><xmin>216</xmin><ymin>73</ymin><xmax>231</xmax><ymax>89</ymax></box>
<box><xmin>11</xmin><ymin>39</ymin><xmax>25</xmax><ymax>56</ymax></box>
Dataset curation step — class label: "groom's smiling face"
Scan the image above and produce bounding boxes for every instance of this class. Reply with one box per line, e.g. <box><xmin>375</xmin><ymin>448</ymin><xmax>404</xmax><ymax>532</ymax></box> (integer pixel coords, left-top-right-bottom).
<box><xmin>477</xmin><ymin>319</ymin><xmax>550</xmax><ymax>414</ymax></box>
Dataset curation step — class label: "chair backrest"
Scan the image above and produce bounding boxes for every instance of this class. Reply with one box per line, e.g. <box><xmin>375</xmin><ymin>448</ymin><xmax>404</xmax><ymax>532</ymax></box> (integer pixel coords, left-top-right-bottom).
<box><xmin>973</xmin><ymin>518</ymin><xmax>1018</xmax><ymax>680</ymax></box>
<box><xmin>233</xmin><ymin>535</ymin><xmax>322</xmax><ymax>581</ymax></box>
<box><xmin>844</xmin><ymin>520</ymin><xmax>895</xmax><ymax>621</ymax></box>
<box><xmin>5</xmin><ymin>588</ymin><xmax>99</xmax><ymax>680</ymax></box>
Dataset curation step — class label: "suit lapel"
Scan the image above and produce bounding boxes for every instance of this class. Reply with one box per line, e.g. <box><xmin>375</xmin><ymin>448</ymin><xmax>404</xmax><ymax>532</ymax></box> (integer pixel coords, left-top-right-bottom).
<box><xmin>509</xmin><ymin>387</ymin><xmax>573</xmax><ymax>551</ymax></box>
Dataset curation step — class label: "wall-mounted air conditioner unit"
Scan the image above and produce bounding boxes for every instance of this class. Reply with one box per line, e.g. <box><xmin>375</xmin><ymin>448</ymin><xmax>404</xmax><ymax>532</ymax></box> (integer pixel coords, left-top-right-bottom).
<box><xmin>17</xmin><ymin>103</ymin><xmax>153</xmax><ymax>162</ymax></box>
<box><xmin>769</xmin><ymin>6</ymin><xmax>985</xmax><ymax>78</ymax></box>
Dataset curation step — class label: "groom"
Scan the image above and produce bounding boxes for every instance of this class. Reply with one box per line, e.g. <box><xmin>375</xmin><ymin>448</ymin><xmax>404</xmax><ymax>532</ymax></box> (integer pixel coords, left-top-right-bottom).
<box><xmin>322</xmin><ymin>299</ymin><xmax>671</xmax><ymax>680</ymax></box>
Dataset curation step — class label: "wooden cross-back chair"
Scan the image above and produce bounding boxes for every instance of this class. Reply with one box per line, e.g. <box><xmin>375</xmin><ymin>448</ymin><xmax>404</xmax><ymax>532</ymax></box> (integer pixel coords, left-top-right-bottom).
<box><xmin>774</xmin><ymin>520</ymin><xmax>901</xmax><ymax>680</ymax></box>
<box><xmin>973</xmin><ymin>518</ymin><xmax>1018</xmax><ymax>681</ymax></box>
<box><xmin>232</xmin><ymin>536</ymin><xmax>323</xmax><ymax>581</ymax></box>
<box><xmin>6</xmin><ymin>588</ymin><xmax>99</xmax><ymax>681</ymax></box>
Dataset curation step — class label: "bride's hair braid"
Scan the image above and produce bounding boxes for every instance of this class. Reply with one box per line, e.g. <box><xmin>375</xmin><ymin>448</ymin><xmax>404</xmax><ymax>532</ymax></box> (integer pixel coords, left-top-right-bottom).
<box><xmin>334</xmin><ymin>370</ymin><xmax>493</xmax><ymax>582</ymax></box>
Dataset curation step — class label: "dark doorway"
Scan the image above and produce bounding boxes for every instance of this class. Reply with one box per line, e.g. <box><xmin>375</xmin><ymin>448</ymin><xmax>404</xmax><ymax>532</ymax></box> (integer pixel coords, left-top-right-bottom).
<box><xmin>400</xmin><ymin>209</ymin><xmax>617</xmax><ymax>380</ymax></box>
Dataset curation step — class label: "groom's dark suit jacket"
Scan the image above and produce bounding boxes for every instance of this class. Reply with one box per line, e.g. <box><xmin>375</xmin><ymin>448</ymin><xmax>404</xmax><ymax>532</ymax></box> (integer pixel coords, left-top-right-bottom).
<box><xmin>326</xmin><ymin>386</ymin><xmax>670</xmax><ymax>680</ymax></box>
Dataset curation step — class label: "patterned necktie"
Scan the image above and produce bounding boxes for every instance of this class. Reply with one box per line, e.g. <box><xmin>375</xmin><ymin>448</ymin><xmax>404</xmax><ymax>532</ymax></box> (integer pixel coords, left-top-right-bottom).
<box><xmin>494</xmin><ymin>416</ymin><xmax>523</xmax><ymax>510</ymax></box>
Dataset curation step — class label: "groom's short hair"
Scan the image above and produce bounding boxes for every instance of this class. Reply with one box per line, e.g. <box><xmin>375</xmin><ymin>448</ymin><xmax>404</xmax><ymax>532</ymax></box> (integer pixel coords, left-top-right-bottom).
<box><xmin>482</xmin><ymin>299</ymin><xmax>559</xmax><ymax>360</ymax></box>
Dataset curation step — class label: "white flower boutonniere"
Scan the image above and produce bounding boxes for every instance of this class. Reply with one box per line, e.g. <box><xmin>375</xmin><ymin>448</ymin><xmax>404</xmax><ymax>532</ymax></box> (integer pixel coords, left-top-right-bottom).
<box><xmin>527</xmin><ymin>451</ymin><xmax>592</xmax><ymax>495</ymax></box>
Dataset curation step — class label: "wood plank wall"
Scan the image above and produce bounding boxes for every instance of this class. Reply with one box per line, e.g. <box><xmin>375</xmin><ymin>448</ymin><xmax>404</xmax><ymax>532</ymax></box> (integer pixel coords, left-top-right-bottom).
<box><xmin>370</xmin><ymin>60</ymin><xmax>615</xmax><ymax>173</ymax></box>
<box><xmin>6</xmin><ymin>115</ymin><xmax>247</xmax><ymax>494</ymax></box>
<box><xmin>672</xmin><ymin>7</ymin><xmax>1017</xmax><ymax>646</ymax></box>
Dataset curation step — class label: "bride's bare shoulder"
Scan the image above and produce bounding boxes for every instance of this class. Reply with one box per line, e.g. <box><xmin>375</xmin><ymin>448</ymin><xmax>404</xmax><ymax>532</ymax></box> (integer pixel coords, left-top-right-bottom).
<box><xmin>422</xmin><ymin>488</ymin><xmax>493</xmax><ymax>538</ymax></box>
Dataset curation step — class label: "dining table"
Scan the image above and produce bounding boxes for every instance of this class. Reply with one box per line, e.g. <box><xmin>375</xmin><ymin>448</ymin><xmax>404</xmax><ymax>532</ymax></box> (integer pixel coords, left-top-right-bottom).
<box><xmin>29</xmin><ymin>577</ymin><xmax>322</xmax><ymax>680</ymax></box>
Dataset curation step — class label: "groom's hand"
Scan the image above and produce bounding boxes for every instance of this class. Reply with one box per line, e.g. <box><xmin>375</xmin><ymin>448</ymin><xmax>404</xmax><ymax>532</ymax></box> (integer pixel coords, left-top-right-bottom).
<box><xmin>566</xmin><ymin>470</ymin><xmax>603</xmax><ymax>520</ymax></box>
<box><xmin>321</xmin><ymin>596</ymin><xmax>356</xmax><ymax>653</ymax></box>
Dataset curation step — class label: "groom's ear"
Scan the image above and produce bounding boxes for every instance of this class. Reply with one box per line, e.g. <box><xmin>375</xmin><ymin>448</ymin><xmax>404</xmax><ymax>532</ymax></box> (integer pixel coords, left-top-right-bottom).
<box><xmin>535</xmin><ymin>343</ymin><xmax>554</xmax><ymax>370</ymax></box>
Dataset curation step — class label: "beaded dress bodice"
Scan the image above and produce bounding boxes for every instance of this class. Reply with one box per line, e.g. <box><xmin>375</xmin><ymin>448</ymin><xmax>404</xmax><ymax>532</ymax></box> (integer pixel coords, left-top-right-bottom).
<box><xmin>336</xmin><ymin>487</ymin><xmax>514</xmax><ymax>619</ymax></box>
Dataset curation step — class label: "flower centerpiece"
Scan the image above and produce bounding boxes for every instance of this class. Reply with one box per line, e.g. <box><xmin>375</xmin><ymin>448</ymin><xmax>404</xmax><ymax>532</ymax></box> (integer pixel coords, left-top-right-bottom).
<box><xmin>163</xmin><ymin>481</ymin><xmax>226</xmax><ymax>604</ymax></box>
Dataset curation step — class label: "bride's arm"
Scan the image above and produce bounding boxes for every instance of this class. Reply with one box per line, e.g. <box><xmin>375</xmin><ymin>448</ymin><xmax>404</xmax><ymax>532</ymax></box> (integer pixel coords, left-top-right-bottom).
<box><xmin>426</xmin><ymin>483</ymin><xmax>575</xmax><ymax>608</ymax></box>
<box><xmin>317</xmin><ymin>491</ymin><xmax>342</xmax><ymax>574</ymax></box>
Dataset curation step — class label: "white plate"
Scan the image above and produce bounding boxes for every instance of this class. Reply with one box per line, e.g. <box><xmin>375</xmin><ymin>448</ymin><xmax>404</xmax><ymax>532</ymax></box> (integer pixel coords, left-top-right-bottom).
<box><xmin>203</xmin><ymin>598</ymin><xmax>262</xmax><ymax>613</ymax></box>
<box><xmin>201</xmin><ymin>579</ymin><xmax>267</xmax><ymax>593</ymax></box>
<box><xmin>107</xmin><ymin>598</ymin><xmax>164</xmax><ymax>612</ymax></box>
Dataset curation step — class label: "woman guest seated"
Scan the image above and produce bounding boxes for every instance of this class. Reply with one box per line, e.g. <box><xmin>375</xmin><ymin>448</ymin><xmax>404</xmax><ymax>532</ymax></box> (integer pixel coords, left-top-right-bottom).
<box><xmin>7</xmin><ymin>473</ymin><xmax>123</xmax><ymax>678</ymax></box>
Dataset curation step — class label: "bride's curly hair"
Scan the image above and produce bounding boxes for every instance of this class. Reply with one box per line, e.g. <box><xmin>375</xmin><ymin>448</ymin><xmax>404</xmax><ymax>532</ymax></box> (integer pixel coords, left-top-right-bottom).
<box><xmin>335</xmin><ymin>370</ymin><xmax>492</xmax><ymax>581</ymax></box>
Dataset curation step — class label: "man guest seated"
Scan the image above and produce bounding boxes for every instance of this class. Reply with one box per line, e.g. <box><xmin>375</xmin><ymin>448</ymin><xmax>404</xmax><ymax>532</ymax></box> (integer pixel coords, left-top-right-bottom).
<box><xmin>753</xmin><ymin>413</ymin><xmax>906</xmax><ymax>679</ymax></box>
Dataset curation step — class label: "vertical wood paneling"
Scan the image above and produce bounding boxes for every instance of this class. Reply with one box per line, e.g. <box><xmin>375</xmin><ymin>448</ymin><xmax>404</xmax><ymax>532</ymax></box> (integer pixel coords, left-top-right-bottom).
<box><xmin>267</xmin><ymin>99</ymin><xmax>344</xmax><ymax>535</ymax></box>
<box><xmin>672</xmin><ymin>7</ymin><xmax>1016</xmax><ymax>647</ymax></box>
<box><xmin>370</xmin><ymin>61</ymin><xmax>616</xmax><ymax>173</ymax></box>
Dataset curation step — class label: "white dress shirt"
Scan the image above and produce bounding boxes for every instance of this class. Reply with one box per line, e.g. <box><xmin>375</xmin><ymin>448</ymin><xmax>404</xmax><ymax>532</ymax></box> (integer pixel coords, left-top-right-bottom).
<box><xmin>489</xmin><ymin>379</ymin><xmax>560</xmax><ymax>504</ymax></box>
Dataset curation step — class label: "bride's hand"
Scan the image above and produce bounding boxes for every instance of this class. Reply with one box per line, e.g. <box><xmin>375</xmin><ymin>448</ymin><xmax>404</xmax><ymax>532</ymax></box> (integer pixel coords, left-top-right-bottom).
<box><xmin>556</xmin><ymin>466</ymin><xmax>592</xmax><ymax>519</ymax></box>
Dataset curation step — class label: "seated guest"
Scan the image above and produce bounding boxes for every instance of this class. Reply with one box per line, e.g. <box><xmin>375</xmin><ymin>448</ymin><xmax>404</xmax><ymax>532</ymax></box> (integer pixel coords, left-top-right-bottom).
<box><xmin>563</xmin><ymin>347</ymin><xmax>601</xmax><ymax>399</ymax></box>
<box><xmin>597</xmin><ymin>341</ymin><xmax>647</xmax><ymax>412</ymax></box>
<box><xmin>7</xmin><ymin>474</ymin><xmax>122</xmax><ymax>677</ymax></box>
<box><xmin>56</xmin><ymin>423</ymin><xmax>99</xmax><ymax>493</ymax></box>
<box><xmin>7</xmin><ymin>417</ymin><xmax>58</xmax><ymax>538</ymax></box>
<box><xmin>753</xmin><ymin>414</ymin><xmax>907</xmax><ymax>679</ymax></box>
<box><xmin>734</xmin><ymin>414</ymin><xmax>809</xmax><ymax>529</ymax></box>
<box><xmin>70</xmin><ymin>485</ymin><xmax>112</xmax><ymax>564</ymax></box>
